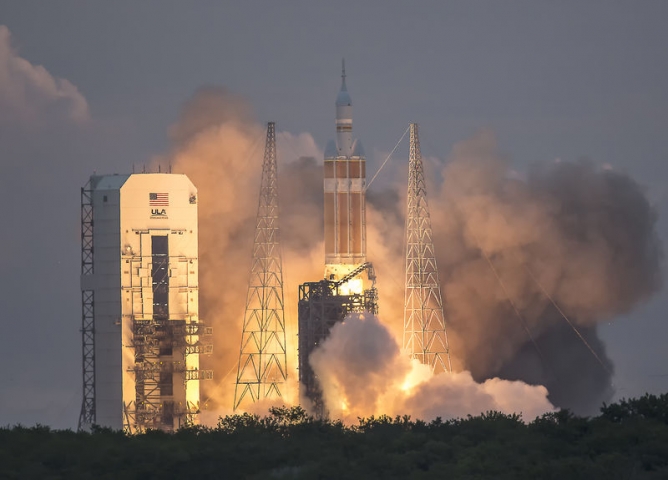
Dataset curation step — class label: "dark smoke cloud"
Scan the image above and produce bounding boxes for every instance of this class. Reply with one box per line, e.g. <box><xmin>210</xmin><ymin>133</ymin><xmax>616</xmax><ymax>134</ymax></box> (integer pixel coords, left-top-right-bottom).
<box><xmin>497</xmin><ymin>322</ymin><xmax>614</xmax><ymax>414</ymax></box>
<box><xmin>430</xmin><ymin>130</ymin><xmax>663</xmax><ymax>414</ymax></box>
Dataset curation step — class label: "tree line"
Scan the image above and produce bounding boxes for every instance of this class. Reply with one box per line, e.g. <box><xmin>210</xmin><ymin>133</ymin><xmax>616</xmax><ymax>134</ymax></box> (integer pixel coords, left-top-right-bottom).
<box><xmin>2</xmin><ymin>393</ymin><xmax>668</xmax><ymax>479</ymax></box>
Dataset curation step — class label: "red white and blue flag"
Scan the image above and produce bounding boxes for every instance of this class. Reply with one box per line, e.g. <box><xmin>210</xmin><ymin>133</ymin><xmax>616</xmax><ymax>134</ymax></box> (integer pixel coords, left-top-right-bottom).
<box><xmin>149</xmin><ymin>193</ymin><xmax>169</xmax><ymax>206</ymax></box>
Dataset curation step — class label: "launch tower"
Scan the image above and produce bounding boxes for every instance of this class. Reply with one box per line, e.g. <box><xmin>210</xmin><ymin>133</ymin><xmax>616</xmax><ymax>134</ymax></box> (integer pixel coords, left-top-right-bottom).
<box><xmin>234</xmin><ymin>122</ymin><xmax>288</xmax><ymax>411</ymax></box>
<box><xmin>78</xmin><ymin>173</ymin><xmax>212</xmax><ymax>433</ymax></box>
<box><xmin>298</xmin><ymin>62</ymin><xmax>378</xmax><ymax>417</ymax></box>
<box><xmin>403</xmin><ymin>124</ymin><xmax>452</xmax><ymax>373</ymax></box>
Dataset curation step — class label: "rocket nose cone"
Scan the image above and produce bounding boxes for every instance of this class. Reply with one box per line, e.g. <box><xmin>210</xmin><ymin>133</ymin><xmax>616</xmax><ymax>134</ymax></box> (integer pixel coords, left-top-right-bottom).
<box><xmin>336</xmin><ymin>90</ymin><xmax>352</xmax><ymax>107</ymax></box>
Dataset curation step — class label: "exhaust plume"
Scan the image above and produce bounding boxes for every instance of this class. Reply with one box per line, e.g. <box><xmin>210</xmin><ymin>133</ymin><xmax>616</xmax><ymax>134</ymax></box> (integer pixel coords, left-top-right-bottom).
<box><xmin>310</xmin><ymin>313</ymin><xmax>555</xmax><ymax>422</ymax></box>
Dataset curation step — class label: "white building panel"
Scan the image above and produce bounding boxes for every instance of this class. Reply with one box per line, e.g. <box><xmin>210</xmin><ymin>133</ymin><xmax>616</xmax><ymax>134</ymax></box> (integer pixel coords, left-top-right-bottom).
<box><xmin>84</xmin><ymin>173</ymin><xmax>202</xmax><ymax>432</ymax></box>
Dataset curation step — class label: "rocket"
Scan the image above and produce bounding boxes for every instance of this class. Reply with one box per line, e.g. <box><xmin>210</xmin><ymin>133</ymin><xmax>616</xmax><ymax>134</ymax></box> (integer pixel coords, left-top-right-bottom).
<box><xmin>324</xmin><ymin>60</ymin><xmax>367</xmax><ymax>286</ymax></box>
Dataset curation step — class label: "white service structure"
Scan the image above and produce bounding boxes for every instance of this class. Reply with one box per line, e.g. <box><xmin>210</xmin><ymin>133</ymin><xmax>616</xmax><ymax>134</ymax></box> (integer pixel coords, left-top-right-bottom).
<box><xmin>79</xmin><ymin>173</ymin><xmax>211</xmax><ymax>432</ymax></box>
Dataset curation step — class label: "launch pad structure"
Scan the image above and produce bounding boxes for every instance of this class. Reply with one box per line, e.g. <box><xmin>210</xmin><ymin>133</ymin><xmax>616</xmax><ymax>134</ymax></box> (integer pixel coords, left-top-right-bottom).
<box><xmin>124</xmin><ymin>318</ymin><xmax>213</xmax><ymax>431</ymax></box>
<box><xmin>298</xmin><ymin>262</ymin><xmax>378</xmax><ymax>417</ymax></box>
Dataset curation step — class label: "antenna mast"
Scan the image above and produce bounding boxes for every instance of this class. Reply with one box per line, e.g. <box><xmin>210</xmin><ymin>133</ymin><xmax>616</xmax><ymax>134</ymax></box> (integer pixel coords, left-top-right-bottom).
<box><xmin>403</xmin><ymin>123</ymin><xmax>452</xmax><ymax>373</ymax></box>
<box><xmin>234</xmin><ymin>122</ymin><xmax>288</xmax><ymax>410</ymax></box>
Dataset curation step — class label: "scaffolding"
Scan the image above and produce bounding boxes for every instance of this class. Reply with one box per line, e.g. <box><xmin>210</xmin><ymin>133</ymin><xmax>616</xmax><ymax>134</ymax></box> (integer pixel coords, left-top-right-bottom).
<box><xmin>234</xmin><ymin>122</ymin><xmax>288</xmax><ymax>411</ymax></box>
<box><xmin>403</xmin><ymin>123</ymin><xmax>452</xmax><ymax>373</ymax></box>
<box><xmin>124</xmin><ymin>319</ymin><xmax>213</xmax><ymax>433</ymax></box>
<box><xmin>78</xmin><ymin>181</ymin><xmax>96</xmax><ymax>431</ymax></box>
<box><xmin>298</xmin><ymin>263</ymin><xmax>377</xmax><ymax>417</ymax></box>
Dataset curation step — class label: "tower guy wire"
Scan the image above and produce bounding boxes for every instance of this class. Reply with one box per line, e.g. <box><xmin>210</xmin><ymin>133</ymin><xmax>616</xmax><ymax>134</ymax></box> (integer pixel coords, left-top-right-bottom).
<box><xmin>403</xmin><ymin>123</ymin><xmax>452</xmax><ymax>374</ymax></box>
<box><xmin>234</xmin><ymin>122</ymin><xmax>288</xmax><ymax>411</ymax></box>
<box><xmin>521</xmin><ymin>262</ymin><xmax>612</xmax><ymax>377</ymax></box>
<box><xmin>365</xmin><ymin>125</ymin><xmax>410</xmax><ymax>191</ymax></box>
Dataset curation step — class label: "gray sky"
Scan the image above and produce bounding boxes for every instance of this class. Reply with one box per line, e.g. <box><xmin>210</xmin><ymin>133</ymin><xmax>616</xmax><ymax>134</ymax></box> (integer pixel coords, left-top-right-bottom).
<box><xmin>0</xmin><ymin>1</ymin><xmax>667</xmax><ymax>428</ymax></box>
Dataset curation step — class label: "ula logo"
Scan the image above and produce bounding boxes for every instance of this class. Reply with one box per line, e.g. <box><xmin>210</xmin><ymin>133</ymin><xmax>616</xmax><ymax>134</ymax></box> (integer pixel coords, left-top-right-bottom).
<box><xmin>151</xmin><ymin>209</ymin><xmax>167</xmax><ymax>216</ymax></box>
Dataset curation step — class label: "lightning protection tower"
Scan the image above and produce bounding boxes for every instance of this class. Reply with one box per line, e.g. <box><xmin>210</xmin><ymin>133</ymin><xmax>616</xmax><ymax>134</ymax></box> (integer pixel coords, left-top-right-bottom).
<box><xmin>403</xmin><ymin>123</ymin><xmax>452</xmax><ymax>374</ymax></box>
<box><xmin>234</xmin><ymin>122</ymin><xmax>288</xmax><ymax>410</ymax></box>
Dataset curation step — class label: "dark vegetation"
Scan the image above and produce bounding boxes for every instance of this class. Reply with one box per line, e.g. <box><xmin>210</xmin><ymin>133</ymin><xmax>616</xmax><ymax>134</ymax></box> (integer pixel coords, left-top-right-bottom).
<box><xmin>2</xmin><ymin>394</ymin><xmax>668</xmax><ymax>479</ymax></box>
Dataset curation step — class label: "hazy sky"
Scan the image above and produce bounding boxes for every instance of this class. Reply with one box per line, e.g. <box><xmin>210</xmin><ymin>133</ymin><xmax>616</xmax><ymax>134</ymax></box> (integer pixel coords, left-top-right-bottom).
<box><xmin>1</xmin><ymin>1</ymin><xmax>667</xmax><ymax>428</ymax></box>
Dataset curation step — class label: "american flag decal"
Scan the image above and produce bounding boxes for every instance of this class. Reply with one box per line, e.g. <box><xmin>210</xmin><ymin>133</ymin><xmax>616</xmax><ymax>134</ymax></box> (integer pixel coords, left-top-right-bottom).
<box><xmin>149</xmin><ymin>193</ymin><xmax>169</xmax><ymax>206</ymax></box>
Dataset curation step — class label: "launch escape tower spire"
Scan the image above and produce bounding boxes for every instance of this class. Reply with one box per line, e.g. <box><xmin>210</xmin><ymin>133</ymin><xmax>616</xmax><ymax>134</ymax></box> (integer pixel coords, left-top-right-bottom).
<box><xmin>298</xmin><ymin>63</ymin><xmax>377</xmax><ymax>418</ymax></box>
<box><xmin>403</xmin><ymin>123</ymin><xmax>452</xmax><ymax>373</ymax></box>
<box><xmin>234</xmin><ymin>122</ymin><xmax>288</xmax><ymax>411</ymax></box>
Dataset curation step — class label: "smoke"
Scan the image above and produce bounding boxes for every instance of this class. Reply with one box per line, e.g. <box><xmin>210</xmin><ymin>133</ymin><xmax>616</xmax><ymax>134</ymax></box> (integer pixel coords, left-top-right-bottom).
<box><xmin>310</xmin><ymin>313</ymin><xmax>555</xmax><ymax>422</ymax></box>
<box><xmin>430</xmin><ymin>130</ymin><xmax>662</xmax><ymax>413</ymax></box>
<box><xmin>164</xmin><ymin>87</ymin><xmax>324</xmax><ymax>416</ymax></box>
<box><xmin>0</xmin><ymin>25</ymin><xmax>89</xmax><ymax>125</ymax></box>
<box><xmin>162</xmin><ymin>87</ymin><xmax>261</xmax><ymax>413</ymax></box>
<box><xmin>163</xmin><ymin>86</ymin><xmax>661</xmax><ymax>420</ymax></box>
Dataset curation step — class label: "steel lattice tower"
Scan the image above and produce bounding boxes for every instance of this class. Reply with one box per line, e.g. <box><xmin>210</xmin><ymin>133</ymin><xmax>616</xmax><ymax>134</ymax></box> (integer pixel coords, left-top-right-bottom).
<box><xmin>403</xmin><ymin>123</ymin><xmax>452</xmax><ymax>373</ymax></box>
<box><xmin>234</xmin><ymin>122</ymin><xmax>288</xmax><ymax>410</ymax></box>
<box><xmin>78</xmin><ymin>180</ymin><xmax>96</xmax><ymax>431</ymax></box>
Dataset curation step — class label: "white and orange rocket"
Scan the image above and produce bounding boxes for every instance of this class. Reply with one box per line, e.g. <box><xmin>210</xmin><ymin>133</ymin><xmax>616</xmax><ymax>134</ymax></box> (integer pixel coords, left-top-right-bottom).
<box><xmin>324</xmin><ymin>61</ymin><xmax>367</xmax><ymax>290</ymax></box>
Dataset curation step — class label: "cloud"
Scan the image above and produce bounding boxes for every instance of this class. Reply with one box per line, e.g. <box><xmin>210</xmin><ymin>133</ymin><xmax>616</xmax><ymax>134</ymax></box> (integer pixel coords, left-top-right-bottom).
<box><xmin>0</xmin><ymin>25</ymin><xmax>89</xmax><ymax>125</ymax></box>
<box><xmin>276</xmin><ymin>131</ymin><xmax>323</xmax><ymax>164</ymax></box>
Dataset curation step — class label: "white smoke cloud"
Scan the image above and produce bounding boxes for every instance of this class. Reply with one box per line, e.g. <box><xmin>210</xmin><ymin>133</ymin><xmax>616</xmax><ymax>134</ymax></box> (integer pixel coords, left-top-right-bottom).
<box><xmin>310</xmin><ymin>313</ymin><xmax>555</xmax><ymax>422</ymax></box>
<box><xmin>276</xmin><ymin>131</ymin><xmax>323</xmax><ymax>163</ymax></box>
<box><xmin>0</xmin><ymin>25</ymin><xmax>89</xmax><ymax>125</ymax></box>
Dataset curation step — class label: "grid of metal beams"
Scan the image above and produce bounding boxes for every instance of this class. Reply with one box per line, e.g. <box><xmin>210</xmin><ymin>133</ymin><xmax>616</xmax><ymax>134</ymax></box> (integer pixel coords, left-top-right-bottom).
<box><xmin>298</xmin><ymin>264</ymin><xmax>377</xmax><ymax>418</ymax></box>
<box><xmin>234</xmin><ymin>122</ymin><xmax>288</xmax><ymax>410</ymax></box>
<box><xmin>125</xmin><ymin>319</ymin><xmax>213</xmax><ymax>433</ymax></box>
<box><xmin>403</xmin><ymin>123</ymin><xmax>452</xmax><ymax>374</ymax></box>
<box><xmin>78</xmin><ymin>182</ymin><xmax>96</xmax><ymax>431</ymax></box>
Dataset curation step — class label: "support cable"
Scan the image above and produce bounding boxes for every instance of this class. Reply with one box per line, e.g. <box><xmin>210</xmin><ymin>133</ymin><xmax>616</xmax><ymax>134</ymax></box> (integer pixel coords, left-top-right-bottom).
<box><xmin>446</xmin><ymin>197</ymin><xmax>556</xmax><ymax>379</ymax></box>
<box><xmin>365</xmin><ymin>125</ymin><xmax>410</xmax><ymax>191</ymax></box>
<box><xmin>474</xmin><ymin>237</ymin><xmax>548</xmax><ymax>365</ymax></box>
<box><xmin>449</xmin><ymin>193</ymin><xmax>610</xmax><ymax>380</ymax></box>
<box><xmin>521</xmin><ymin>263</ymin><xmax>613</xmax><ymax>376</ymax></box>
